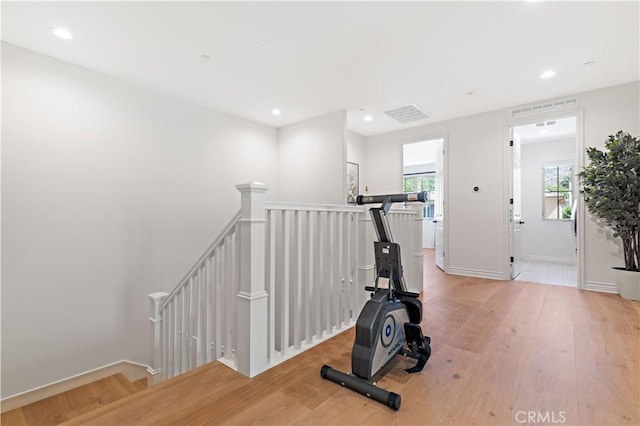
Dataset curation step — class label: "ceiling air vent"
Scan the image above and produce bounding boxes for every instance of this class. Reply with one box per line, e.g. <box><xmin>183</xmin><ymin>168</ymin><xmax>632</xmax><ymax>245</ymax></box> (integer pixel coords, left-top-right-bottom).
<box><xmin>384</xmin><ymin>103</ymin><xmax>430</xmax><ymax>124</ymax></box>
<box><xmin>511</xmin><ymin>98</ymin><xmax>577</xmax><ymax>118</ymax></box>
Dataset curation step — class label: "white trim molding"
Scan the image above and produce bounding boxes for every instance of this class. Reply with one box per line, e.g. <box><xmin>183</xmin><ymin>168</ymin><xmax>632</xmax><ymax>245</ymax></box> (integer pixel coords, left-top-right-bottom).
<box><xmin>585</xmin><ymin>281</ymin><xmax>617</xmax><ymax>294</ymax></box>
<box><xmin>447</xmin><ymin>267</ymin><xmax>504</xmax><ymax>281</ymax></box>
<box><xmin>521</xmin><ymin>256</ymin><xmax>577</xmax><ymax>265</ymax></box>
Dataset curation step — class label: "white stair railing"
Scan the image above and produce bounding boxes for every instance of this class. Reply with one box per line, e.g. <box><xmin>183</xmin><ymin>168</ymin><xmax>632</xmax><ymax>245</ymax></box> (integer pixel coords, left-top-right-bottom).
<box><xmin>148</xmin><ymin>183</ymin><xmax>423</xmax><ymax>383</ymax></box>
<box><xmin>148</xmin><ymin>210</ymin><xmax>242</xmax><ymax>382</ymax></box>
<box><xmin>264</xmin><ymin>202</ymin><xmax>369</xmax><ymax>365</ymax></box>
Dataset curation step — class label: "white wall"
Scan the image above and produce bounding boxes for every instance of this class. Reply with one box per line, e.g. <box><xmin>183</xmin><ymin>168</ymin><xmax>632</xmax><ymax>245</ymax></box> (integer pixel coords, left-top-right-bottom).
<box><xmin>367</xmin><ymin>114</ymin><xmax>506</xmax><ymax>279</ymax></box>
<box><xmin>521</xmin><ymin>138</ymin><xmax>576</xmax><ymax>261</ymax></box>
<box><xmin>1</xmin><ymin>44</ymin><xmax>279</xmax><ymax>398</ymax></box>
<box><xmin>278</xmin><ymin>112</ymin><xmax>347</xmax><ymax>204</ymax></box>
<box><xmin>579</xmin><ymin>82</ymin><xmax>640</xmax><ymax>290</ymax></box>
<box><xmin>365</xmin><ymin>81</ymin><xmax>639</xmax><ymax>283</ymax></box>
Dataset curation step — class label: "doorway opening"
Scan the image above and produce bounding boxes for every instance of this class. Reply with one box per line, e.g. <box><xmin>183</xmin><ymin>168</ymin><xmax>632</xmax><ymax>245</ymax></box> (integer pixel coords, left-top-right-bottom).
<box><xmin>509</xmin><ymin>116</ymin><xmax>578</xmax><ymax>287</ymax></box>
<box><xmin>402</xmin><ymin>138</ymin><xmax>445</xmax><ymax>272</ymax></box>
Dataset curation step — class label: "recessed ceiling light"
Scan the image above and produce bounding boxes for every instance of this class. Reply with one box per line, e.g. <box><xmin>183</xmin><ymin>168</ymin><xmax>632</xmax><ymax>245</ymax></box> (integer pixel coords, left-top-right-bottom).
<box><xmin>464</xmin><ymin>91</ymin><xmax>474</xmax><ymax>97</ymax></box>
<box><xmin>364</xmin><ymin>114</ymin><xmax>373</xmax><ymax>122</ymax></box>
<box><xmin>52</xmin><ymin>27</ymin><xmax>73</xmax><ymax>40</ymax></box>
<box><xmin>200</xmin><ymin>54</ymin><xmax>210</xmax><ymax>62</ymax></box>
<box><xmin>271</xmin><ymin>108</ymin><xmax>281</xmax><ymax>116</ymax></box>
<box><xmin>583</xmin><ymin>60</ymin><xmax>595</xmax><ymax>66</ymax></box>
<box><xmin>540</xmin><ymin>70</ymin><xmax>556</xmax><ymax>79</ymax></box>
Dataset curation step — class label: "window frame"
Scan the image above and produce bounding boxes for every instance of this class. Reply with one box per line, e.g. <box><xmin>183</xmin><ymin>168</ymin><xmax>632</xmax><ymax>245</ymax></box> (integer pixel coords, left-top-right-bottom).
<box><xmin>541</xmin><ymin>161</ymin><xmax>574</xmax><ymax>221</ymax></box>
<box><xmin>403</xmin><ymin>172</ymin><xmax>436</xmax><ymax>219</ymax></box>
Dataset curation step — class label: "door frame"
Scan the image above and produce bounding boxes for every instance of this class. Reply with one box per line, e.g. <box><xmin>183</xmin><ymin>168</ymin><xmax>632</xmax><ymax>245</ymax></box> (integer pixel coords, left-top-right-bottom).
<box><xmin>400</xmin><ymin>134</ymin><xmax>449</xmax><ymax>272</ymax></box>
<box><xmin>503</xmin><ymin>108</ymin><xmax>585</xmax><ymax>289</ymax></box>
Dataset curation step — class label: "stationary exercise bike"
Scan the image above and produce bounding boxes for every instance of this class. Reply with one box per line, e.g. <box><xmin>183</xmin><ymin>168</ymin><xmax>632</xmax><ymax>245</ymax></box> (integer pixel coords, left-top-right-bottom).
<box><xmin>320</xmin><ymin>191</ymin><xmax>431</xmax><ymax>410</ymax></box>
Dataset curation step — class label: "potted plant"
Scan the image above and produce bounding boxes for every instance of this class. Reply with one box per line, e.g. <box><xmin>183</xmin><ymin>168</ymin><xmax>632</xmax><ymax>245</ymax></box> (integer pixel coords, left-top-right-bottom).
<box><xmin>580</xmin><ymin>130</ymin><xmax>640</xmax><ymax>300</ymax></box>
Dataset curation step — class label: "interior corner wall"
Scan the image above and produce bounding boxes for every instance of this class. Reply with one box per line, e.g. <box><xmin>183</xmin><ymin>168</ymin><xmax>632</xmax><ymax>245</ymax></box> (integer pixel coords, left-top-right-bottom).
<box><xmin>364</xmin><ymin>81</ymin><xmax>640</xmax><ymax>283</ymax></box>
<box><xmin>277</xmin><ymin>111</ymin><xmax>347</xmax><ymax>205</ymax></box>
<box><xmin>1</xmin><ymin>43</ymin><xmax>278</xmax><ymax>398</ymax></box>
<box><xmin>347</xmin><ymin>130</ymin><xmax>366</xmax><ymax>194</ymax></box>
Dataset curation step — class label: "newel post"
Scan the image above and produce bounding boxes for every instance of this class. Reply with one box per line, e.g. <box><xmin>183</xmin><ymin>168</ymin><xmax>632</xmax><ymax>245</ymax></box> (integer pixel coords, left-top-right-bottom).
<box><xmin>235</xmin><ymin>182</ymin><xmax>269</xmax><ymax>377</ymax></box>
<box><xmin>148</xmin><ymin>291</ymin><xmax>168</xmax><ymax>384</ymax></box>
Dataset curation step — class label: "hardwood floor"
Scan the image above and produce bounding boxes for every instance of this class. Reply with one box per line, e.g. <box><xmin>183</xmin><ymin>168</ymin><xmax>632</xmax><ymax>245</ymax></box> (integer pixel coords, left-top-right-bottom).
<box><xmin>5</xmin><ymin>250</ymin><xmax>640</xmax><ymax>425</ymax></box>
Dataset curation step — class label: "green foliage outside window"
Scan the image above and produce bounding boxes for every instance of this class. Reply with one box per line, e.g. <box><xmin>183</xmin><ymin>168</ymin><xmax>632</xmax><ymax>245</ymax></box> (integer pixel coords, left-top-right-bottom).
<box><xmin>404</xmin><ymin>176</ymin><xmax>435</xmax><ymax>193</ymax></box>
<box><xmin>544</xmin><ymin>164</ymin><xmax>573</xmax><ymax>220</ymax></box>
<box><xmin>404</xmin><ymin>174</ymin><xmax>436</xmax><ymax>219</ymax></box>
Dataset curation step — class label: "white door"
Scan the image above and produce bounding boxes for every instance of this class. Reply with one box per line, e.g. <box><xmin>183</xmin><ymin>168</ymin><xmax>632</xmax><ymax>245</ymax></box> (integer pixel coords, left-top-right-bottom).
<box><xmin>434</xmin><ymin>139</ymin><xmax>445</xmax><ymax>271</ymax></box>
<box><xmin>510</xmin><ymin>130</ymin><xmax>523</xmax><ymax>279</ymax></box>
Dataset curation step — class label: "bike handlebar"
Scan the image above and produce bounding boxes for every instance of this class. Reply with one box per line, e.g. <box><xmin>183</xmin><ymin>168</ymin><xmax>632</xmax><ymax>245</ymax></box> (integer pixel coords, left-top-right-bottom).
<box><xmin>356</xmin><ymin>191</ymin><xmax>427</xmax><ymax>205</ymax></box>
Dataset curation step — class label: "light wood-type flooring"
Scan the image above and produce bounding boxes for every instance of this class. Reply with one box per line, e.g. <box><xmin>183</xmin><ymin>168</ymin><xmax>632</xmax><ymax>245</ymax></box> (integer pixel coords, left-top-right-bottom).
<box><xmin>4</xmin><ymin>250</ymin><xmax>639</xmax><ymax>425</ymax></box>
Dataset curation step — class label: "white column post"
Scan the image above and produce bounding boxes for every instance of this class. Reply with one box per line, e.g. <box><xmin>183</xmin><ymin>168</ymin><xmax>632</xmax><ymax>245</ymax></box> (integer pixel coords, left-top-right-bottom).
<box><xmin>235</xmin><ymin>182</ymin><xmax>269</xmax><ymax>377</ymax></box>
<box><xmin>357</xmin><ymin>206</ymin><xmax>375</xmax><ymax>311</ymax></box>
<box><xmin>148</xmin><ymin>291</ymin><xmax>169</xmax><ymax>384</ymax></box>
<box><xmin>412</xmin><ymin>205</ymin><xmax>424</xmax><ymax>294</ymax></box>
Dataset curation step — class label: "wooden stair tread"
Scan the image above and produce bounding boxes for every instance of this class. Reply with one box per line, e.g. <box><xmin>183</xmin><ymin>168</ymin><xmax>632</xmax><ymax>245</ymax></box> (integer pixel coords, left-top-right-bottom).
<box><xmin>132</xmin><ymin>377</ymin><xmax>148</xmax><ymax>392</ymax></box>
<box><xmin>60</xmin><ymin>361</ymin><xmax>244</xmax><ymax>425</ymax></box>
<box><xmin>111</xmin><ymin>373</ymin><xmax>140</xmax><ymax>396</ymax></box>
<box><xmin>1</xmin><ymin>373</ymin><xmax>145</xmax><ymax>426</ymax></box>
<box><xmin>0</xmin><ymin>405</ymin><xmax>28</xmax><ymax>426</ymax></box>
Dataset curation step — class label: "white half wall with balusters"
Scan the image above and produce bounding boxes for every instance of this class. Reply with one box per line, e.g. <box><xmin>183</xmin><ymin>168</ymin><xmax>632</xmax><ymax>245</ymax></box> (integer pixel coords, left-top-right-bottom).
<box><xmin>148</xmin><ymin>183</ymin><xmax>424</xmax><ymax>381</ymax></box>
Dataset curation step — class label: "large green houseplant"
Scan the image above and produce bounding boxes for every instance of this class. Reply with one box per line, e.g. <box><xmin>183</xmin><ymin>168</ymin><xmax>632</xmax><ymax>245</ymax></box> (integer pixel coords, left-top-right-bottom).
<box><xmin>580</xmin><ymin>130</ymin><xmax>640</xmax><ymax>300</ymax></box>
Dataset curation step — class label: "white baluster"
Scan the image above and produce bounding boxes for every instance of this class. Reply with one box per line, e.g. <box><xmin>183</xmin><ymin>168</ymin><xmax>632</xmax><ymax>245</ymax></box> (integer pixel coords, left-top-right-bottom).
<box><xmin>214</xmin><ymin>247</ymin><xmax>222</xmax><ymax>359</ymax></box>
<box><xmin>316</xmin><ymin>211</ymin><xmax>324</xmax><ymax>338</ymax></box>
<box><xmin>294</xmin><ymin>210</ymin><xmax>303</xmax><ymax>350</ymax></box>
<box><xmin>281</xmin><ymin>210</ymin><xmax>290</xmax><ymax>357</ymax></box>
<box><xmin>180</xmin><ymin>287</ymin><xmax>186</xmax><ymax>374</ymax></box>
<box><xmin>224</xmin><ymin>234</ymin><xmax>232</xmax><ymax>360</ymax></box>
<box><xmin>268</xmin><ymin>210</ymin><xmax>276</xmax><ymax>362</ymax></box>
<box><xmin>348</xmin><ymin>212</ymin><xmax>353</xmax><ymax>321</ymax></box>
<box><xmin>306</xmin><ymin>210</ymin><xmax>314</xmax><ymax>344</ymax></box>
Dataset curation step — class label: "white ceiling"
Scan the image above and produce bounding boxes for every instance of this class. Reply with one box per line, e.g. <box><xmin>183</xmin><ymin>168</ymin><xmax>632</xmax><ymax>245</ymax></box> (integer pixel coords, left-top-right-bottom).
<box><xmin>2</xmin><ymin>1</ymin><xmax>638</xmax><ymax>137</ymax></box>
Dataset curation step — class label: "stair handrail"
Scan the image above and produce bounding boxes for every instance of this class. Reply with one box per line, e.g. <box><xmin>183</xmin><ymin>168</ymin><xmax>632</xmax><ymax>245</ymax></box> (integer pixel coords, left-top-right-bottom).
<box><xmin>265</xmin><ymin>200</ymin><xmax>364</xmax><ymax>213</ymax></box>
<box><xmin>159</xmin><ymin>210</ymin><xmax>241</xmax><ymax>312</ymax></box>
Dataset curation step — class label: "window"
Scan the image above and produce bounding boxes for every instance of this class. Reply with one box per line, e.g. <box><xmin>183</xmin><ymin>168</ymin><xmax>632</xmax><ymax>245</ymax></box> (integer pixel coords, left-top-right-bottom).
<box><xmin>543</xmin><ymin>163</ymin><xmax>573</xmax><ymax>220</ymax></box>
<box><xmin>403</xmin><ymin>174</ymin><xmax>435</xmax><ymax>219</ymax></box>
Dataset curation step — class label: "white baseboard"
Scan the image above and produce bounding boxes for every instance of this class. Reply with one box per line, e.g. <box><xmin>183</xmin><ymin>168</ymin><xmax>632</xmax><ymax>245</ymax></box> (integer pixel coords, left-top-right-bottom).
<box><xmin>522</xmin><ymin>255</ymin><xmax>577</xmax><ymax>265</ymax></box>
<box><xmin>585</xmin><ymin>281</ymin><xmax>618</xmax><ymax>294</ymax></box>
<box><xmin>0</xmin><ymin>360</ymin><xmax>151</xmax><ymax>413</ymax></box>
<box><xmin>447</xmin><ymin>267</ymin><xmax>504</xmax><ymax>281</ymax></box>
